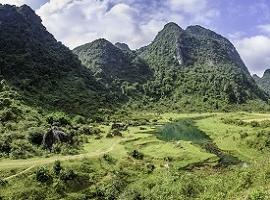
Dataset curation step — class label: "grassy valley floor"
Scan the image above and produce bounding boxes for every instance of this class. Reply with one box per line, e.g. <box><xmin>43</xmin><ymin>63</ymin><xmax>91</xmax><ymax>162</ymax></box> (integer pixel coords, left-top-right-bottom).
<box><xmin>1</xmin><ymin>112</ymin><xmax>270</xmax><ymax>199</ymax></box>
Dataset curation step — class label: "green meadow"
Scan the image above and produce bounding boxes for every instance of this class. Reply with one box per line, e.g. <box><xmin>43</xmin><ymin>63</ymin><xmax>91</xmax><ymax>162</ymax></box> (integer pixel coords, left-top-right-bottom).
<box><xmin>1</xmin><ymin>112</ymin><xmax>270</xmax><ymax>199</ymax></box>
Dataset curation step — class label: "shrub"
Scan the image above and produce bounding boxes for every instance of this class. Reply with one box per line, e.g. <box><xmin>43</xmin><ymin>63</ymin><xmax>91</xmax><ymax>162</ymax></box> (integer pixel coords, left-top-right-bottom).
<box><xmin>10</xmin><ymin>140</ymin><xmax>37</xmax><ymax>159</ymax></box>
<box><xmin>0</xmin><ymin>109</ymin><xmax>17</xmax><ymax>122</ymax></box>
<box><xmin>59</xmin><ymin>169</ymin><xmax>77</xmax><ymax>182</ymax></box>
<box><xmin>36</xmin><ymin>167</ymin><xmax>53</xmax><ymax>184</ymax></box>
<box><xmin>72</xmin><ymin>115</ymin><xmax>86</xmax><ymax>124</ymax></box>
<box><xmin>0</xmin><ymin>136</ymin><xmax>12</xmax><ymax>155</ymax></box>
<box><xmin>27</xmin><ymin>128</ymin><xmax>44</xmax><ymax>146</ymax></box>
<box><xmin>146</xmin><ymin>163</ymin><xmax>155</xmax><ymax>173</ymax></box>
<box><xmin>129</xmin><ymin>150</ymin><xmax>144</xmax><ymax>160</ymax></box>
<box><xmin>103</xmin><ymin>153</ymin><xmax>116</xmax><ymax>164</ymax></box>
<box><xmin>78</xmin><ymin>125</ymin><xmax>102</xmax><ymax>135</ymax></box>
<box><xmin>53</xmin><ymin>160</ymin><xmax>63</xmax><ymax>176</ymax></box>
<box><xmin>46</xmin><ymin>112</ymin><xmax>71</xmax><ymax>126</ymax></box>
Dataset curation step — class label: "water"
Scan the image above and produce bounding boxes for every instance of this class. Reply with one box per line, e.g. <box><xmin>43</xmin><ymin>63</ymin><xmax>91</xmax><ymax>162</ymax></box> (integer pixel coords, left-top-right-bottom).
<box><xmin>157</xmin><ymin>120</ymin><xmax>241</xmax><ymax>167</ymax></box>
<box><xmin>157</xmin><ymin>120</ymin><xmax>210</xmax><ymax>144</ymax></box>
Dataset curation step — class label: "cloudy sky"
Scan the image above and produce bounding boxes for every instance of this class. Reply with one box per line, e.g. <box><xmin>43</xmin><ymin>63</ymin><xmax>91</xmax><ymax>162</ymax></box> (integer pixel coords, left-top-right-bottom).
<box><xmin>1</xmin><ymin>0</ymin><xmax>270</xmax><ymax>76</ymax></box>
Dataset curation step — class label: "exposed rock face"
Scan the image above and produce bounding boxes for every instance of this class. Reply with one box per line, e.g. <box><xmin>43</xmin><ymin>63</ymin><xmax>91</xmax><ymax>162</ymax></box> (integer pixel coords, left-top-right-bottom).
<box><xmin>42</xmin><ymin>128</ymin><xmax>71</xmax><ymax>151</ymax></box>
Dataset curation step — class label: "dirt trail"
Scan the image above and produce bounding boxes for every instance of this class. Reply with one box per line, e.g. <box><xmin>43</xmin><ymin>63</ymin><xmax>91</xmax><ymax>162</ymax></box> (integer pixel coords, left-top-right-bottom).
<box><xmin>2</xmin><ymin>140</ymin><xmax>119</xmax><ymax>181</ymax></box>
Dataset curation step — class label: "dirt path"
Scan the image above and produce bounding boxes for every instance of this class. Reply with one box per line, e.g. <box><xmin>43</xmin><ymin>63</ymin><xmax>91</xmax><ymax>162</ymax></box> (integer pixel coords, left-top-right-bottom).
<box><xmin>2</xmin><ymin>140</ymin><xmax>120</xmax><ymax>181</ymax></box>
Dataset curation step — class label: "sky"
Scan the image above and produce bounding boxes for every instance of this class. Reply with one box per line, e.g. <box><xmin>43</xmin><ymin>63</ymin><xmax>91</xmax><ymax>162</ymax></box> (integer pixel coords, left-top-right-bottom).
<box><xmin>1</xmin><ymin>0</ymin><xmax>270</xmax><ymax>76</ymax></box>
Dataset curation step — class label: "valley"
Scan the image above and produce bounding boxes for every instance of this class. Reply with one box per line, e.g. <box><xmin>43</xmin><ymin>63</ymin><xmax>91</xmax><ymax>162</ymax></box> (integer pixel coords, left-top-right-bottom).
<box><xmin>1</xmin><ymin>3</ymin><xmax>270</xmax><ymax>199</ymax></box>
<box><xmin>1</xmin><ymin>112</ymin><xmax>270</xmax><ymax>199</ymax></box>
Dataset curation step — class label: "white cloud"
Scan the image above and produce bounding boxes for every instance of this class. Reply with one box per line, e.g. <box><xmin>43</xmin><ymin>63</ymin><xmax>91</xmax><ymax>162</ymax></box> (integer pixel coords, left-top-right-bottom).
<box><xmin>258</xmin><ymin>24</ymin><xmax>270</xmax><ymax>35</ymax></box>
<box><xmin>0</xmin><ymin>0</ymin><xmax>47</xmax><ymax>9</ymax></box>
<box><xmin>169</xmin><ymin>0</ymin><xmax>207</xmax><ymax>13</ymax></box>
<box><xmin>36</xmin><ymin>0</ymin><xmax>217</xmax><ymax>49</ymax></box>
<box><xmin>234</xmin><ymin>35</ymin><xmax>270</xmax><ymax>76</ymax></box>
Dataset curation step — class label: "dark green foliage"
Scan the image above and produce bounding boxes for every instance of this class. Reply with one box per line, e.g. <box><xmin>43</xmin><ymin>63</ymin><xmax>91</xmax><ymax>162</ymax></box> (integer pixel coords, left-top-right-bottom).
<box><xmin>129</xmin><ymin>150</ymin><xmax>144</xmax><ymax>160</ymax></box>
<box><xmin>146</xmin><ymin>163</ymin><xmax>155</xmax><ymax>174</ymax></box>
<box><xmin>36</xmin><ymin>167</ymin><xmax>53</xmax><ymax>184</ymax></box>
<box><xmin>0</xmin><ymin>4</ymin><xmax>109</xmax><ymax>116</ymax></box>
<box><xmin>77</xmin><ymin>125</ymin><xmax>102</xmax><ymax>136</ymax></box>
<box><xmin>102</xmin><ymin>153</ymin><xmax>116</xmax><ymax>164</ymax></box>
<box><xmin>137</xmin><ymin>23</ymin><xmax>267</xmax><ymax>106</ymax></box>
<box><xmin>46</xmin><ymin>112</ymin><xmax>71</xmax><ymax>126</ymax></box>
<box><xmin>10</xmin><ymin>139</ymin><xmax>39</xmax><ymax>159</ymax></box>
<box><xmin>73</xmin><ymin>39</ymin><xmax>152</xmax><ymax>85</ymax></box>
<box><xmin>27</xmin><ymin>128</ymin><xmax>44</xmax><ymax>146</ymax></box>
<box><xmin>59</xmin><ymin>169</ymin><xmax>77</xmax><ymax>182</ymax></box>
<box><xmin>0</xmin><ymin>136</ymin><xmax>12</xmax><ymax>155</ymax></box>
<box><xmin>53</xmin><ymin>160</ymin><xmax>63</xmax><ymax>176</ymax></box>
<box><xmin>254</xmin><ymin>70</ymin><xmax>270</xmax><ymax>95</ymax></box>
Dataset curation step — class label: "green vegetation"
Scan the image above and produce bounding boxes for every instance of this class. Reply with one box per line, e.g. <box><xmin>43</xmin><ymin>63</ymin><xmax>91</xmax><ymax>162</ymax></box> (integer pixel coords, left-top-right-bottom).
<box><xmin>1</xmin><ymin>113</ymin><xmax>270</xmax><ymax>199</ymax></box>
<box><xmin>1</xmin><ymin>4</ymin><xmax>270</xmax><ymax>200</ymax></box>
<box><xmin>254</xmin><ymin>69</ymin><xmax>270</xmax><ymax>95</ymax></box>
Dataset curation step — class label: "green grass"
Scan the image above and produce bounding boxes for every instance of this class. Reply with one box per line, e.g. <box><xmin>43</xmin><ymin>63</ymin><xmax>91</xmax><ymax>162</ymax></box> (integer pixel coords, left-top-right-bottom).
<box><xmin>2</xmin><ymin>112</ymin><xmax>270</xmax><ymax>199</ymax></box>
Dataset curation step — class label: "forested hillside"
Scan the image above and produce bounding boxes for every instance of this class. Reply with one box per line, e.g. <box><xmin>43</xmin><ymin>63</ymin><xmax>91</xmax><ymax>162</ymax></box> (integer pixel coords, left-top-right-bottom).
<box><xmin>254</xmin><ymin>70</ymin><xmax>270</xmax><ymax>95</ymax></box>
<box><xmin>0</xmin><ymin>4</ymin><xmax>116</xmax><ymax>116</ymax></box>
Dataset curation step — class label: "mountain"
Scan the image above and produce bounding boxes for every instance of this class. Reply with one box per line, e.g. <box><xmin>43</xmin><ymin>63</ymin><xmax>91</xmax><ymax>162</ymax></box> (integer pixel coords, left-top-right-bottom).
<box><xmin>0</xmin><ymin>4</ymin><xmax>111</xmax><ymax>115</ymax></box>
<box><xmin>137</xmin><ymin>22</ymin><xmax>267</xmax><ymax>106</ymax></box>
<box><xmin>1</xmin><ymin>3</ymin><xmax>267</xmax><ymax>114</ymax></box>
<box><xmin>253</xmin><ymin>69</ymin><xmax>270</xmax><ymax>95</ymax></box>
<box><xmin>73</xmin><ymin>39</ymin><xmax>152</xmax><ymax>90</ymax></box>
<box><xmin>114</xmin><ymin>42</ymin><xmax>132</xmax><ymax>51</ymax></box>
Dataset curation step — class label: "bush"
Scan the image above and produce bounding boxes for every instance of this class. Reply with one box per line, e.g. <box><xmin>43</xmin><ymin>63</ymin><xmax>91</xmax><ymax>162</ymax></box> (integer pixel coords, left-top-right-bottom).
<box><xmin>53</xmin><ymin>160</ymin><xmax>63</xmax><ymax>176</ymax></box>
<box><xmin>36</xmin><ymin>167</ymin><xmax>53</xmax><ymax>184</ymax></box>
<box><xmin>103</xmin><ymin>153</ymin><xmax>116</xmax><ymax>164</ymax></box>
<box><xmin>0</xmin><ymin>136</ymin><xmax>12</xmax><ymax>155</ymax></box>
<box><xmin>146</xmin><ymin>163</ymin><xmax>155</xmax><ymax>173</ymax></box>
<box><xmin>129</xmin><ymin>150</ymin><xmax>144</xmax><ymax>160</ymax></box>
<box><xmin>46</xmin><ymin>112</ymin><xmax>71</xmax><ymax>126</ymax></box>
<box><xmin>59</xmin><ymin>169</ymin><xmax>77</xmax><ymax>182</ymax></box>
<box><xmin>10</xmin><ymin>140</ymin><xmax>37</xmax><ymax>159</ymax></box>
<box><xmin>78</xmin><ymin>125</ymin><xmax>102</xmax><ymax>135</ymax></box>
<box><xmin>72</xmin><ymin>115</ymin><xmax>86</xmax><ymax>124</ymax></box>
<box><xmin>27</xmin><ymin>128</ymin><xmax>44</xmax><ymax>146</ymax></box>
<box><xmin>0</xmin><ymin>108</ymin><xmax>17</xmax><ymax>122</ymax></box>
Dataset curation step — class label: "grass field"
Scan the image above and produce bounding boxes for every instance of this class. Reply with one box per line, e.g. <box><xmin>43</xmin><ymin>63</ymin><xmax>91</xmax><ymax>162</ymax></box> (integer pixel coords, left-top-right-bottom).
<box><xmin>1</xmin><ymin>112</ymin><xmax>270</xmax><ymax>199</ymax></box>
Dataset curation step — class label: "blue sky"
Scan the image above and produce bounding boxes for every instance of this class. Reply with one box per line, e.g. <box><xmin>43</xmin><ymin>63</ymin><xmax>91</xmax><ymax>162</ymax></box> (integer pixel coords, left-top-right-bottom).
<box><xmin>1</xmin><ymin>0</ymin><xmax>270</xmax><ymax>76</ymax></box>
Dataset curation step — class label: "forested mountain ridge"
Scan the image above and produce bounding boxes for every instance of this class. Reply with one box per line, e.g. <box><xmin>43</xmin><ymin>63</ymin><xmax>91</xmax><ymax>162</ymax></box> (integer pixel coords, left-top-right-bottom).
<box><xmin>0</xmin><ymin>4</ymin><xmax>115</xmax><ymax>116</ymax></box>
<box><xmin>0</xmin><ymin>4</ymin><xmax>268</xmax><ymax>115</ymax></box>
<box><xmin>136</xmin><ymin>22</ymin><xmax>267</xmax><ymax>106</ymax></box>
<box><xmin>254</xmin><ymin>69</ymin><xmax>270</xmax><ymax>95</ymax></box>
<box><xmin>73</xmin><ymin>39</ymin><xmax>152</xmax><ymax>87</ymax></box>
<box><xmin>74</xmin><ymin>22</ymin><xmax>267</xmax><ymax>111</ymax></box>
